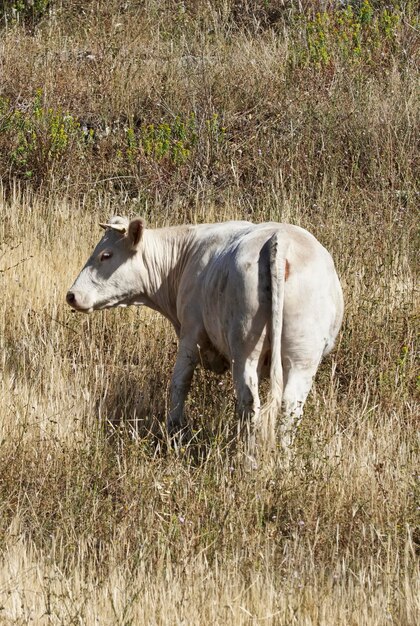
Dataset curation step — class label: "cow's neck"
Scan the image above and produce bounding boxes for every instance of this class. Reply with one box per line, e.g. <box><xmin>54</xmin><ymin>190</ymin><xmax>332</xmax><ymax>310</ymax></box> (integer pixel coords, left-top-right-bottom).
<box><xmin>140</xmin><ymin>227</ymin><xmax>191</xmax><ymax>333</ymax></box>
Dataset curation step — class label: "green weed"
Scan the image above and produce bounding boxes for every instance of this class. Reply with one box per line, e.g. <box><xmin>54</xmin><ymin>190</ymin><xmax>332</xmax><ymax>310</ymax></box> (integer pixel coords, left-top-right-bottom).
<box><xmin>1</xmin><ymin>90</ymin><xmax>82</xmax><ymax>182</ymax></box>
<box><xmin>297</xmin><ymin>1</ymin><xmax>403</xmax><ymax>67</ymax></box>
<box><xmin>124</xmin><ymin>112</ymin><xmax>225</xmax><ymax>168</ymax></box>
<box><xmin>1</xmin><ymin>0</ymin><xmax>51</xmax><ymax>27</ymax></box>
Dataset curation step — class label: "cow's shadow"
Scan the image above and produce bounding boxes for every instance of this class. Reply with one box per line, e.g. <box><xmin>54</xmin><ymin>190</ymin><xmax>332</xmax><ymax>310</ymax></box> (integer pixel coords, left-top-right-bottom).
<box><xmin>96</xmin><ymin>364</ymin><xmax>167</xmax><ymax>450</ymax></box>
<box><xmin>96</xmin><ymin>363</ymin><xmax>237</xmax><ymax>463</ymax></box>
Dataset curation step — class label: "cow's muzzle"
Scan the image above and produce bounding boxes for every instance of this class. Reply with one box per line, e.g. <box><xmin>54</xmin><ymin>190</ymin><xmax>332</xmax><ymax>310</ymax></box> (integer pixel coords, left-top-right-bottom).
<box><xmin>66</xmin><ymin>291</ymin><xmax>76</xmax><ymax>305</ymax></box>
<box><xmin>66</xmin><ymin>290</ymin><xmax>92</xmax><ymax>313</ymax></box>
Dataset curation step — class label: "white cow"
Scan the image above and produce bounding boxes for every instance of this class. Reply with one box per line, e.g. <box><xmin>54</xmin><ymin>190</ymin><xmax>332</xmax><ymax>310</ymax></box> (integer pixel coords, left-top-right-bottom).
<box><xmin>67</xmin><ymin>217</ymin><xmax>343</xmax><ymax>452</ymax></box>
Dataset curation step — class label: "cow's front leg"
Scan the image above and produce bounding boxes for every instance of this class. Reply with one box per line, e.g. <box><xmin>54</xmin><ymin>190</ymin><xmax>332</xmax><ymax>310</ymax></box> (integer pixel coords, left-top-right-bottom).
<box><xmin>167</xmin><ymin>339</ymin><xmax>199</xmax><ymax>442</ymax></box>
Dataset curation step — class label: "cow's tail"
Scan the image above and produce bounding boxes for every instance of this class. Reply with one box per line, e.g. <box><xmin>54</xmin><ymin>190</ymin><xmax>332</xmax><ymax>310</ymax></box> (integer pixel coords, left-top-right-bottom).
<box><xmin>260</xmin><ymin>233</ymin><xmax>287</xmax><ymax>446</ymax></box>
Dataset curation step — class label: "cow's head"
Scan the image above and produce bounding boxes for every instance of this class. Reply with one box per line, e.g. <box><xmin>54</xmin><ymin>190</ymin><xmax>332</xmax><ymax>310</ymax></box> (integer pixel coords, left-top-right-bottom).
<box><xmin>66</xmin><ymin>216</ymin><xmax>145</xmax><ymax>313</ymax></box>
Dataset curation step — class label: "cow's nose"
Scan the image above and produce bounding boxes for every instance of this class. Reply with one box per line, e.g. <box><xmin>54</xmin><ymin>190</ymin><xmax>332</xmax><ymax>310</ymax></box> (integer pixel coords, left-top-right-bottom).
<box><xmin>66</xmin><ymin>291</ymin><xmax>75</xmax><ymax>305</ymax></box>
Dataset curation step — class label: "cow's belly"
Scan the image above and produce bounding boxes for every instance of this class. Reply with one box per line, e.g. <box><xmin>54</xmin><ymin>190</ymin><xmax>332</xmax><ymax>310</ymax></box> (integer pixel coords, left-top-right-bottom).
<box><xmin>202</xmin><ymin>302</ymin><xmax>271</xmax><ymax>378</ymax></box>
<box><xmin>202</xmin><ymin>315</ymin><xmax>231</xmax><ymax>364</ymax></box>
<box><xmin>198</xmin><ymin>231</ymin><xmax>273</xmax><ymax>367</ymax></box>
<box><xmin>201</xmin><ymin>273</ymin><xmax>272</xmax><ymax>367</ymax></box>
<box><xmin>200</xmin><ymin>344</ymin><xmax>230</xmax><ymax>374</ymax></box>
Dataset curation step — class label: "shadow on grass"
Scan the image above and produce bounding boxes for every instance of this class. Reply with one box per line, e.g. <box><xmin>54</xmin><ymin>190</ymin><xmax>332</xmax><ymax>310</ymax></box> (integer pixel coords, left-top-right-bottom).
<box><xmin>96</xmin><ymin>364</ymin><xmax>239</xmax><ymax>465</ymax></box>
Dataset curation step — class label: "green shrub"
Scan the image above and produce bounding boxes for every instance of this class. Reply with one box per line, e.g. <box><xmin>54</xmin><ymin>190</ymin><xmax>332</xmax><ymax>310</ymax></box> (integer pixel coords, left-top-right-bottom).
<box><xmin>296</xmin><ymin>1</ymin><xmax>402</xmax><ymax>67</ymax></box>
<box><xmin>1</xmin><ymin>0</ymin><xmax>51</xmax><ymax>28</ymax></box>
<box><xmin>0</xmin><ymin>90</ymin><xmax>82</xmax><ymax>183</ymax></box>
<box><xmin>124</xmin><ymin>112</ymin><xmax>225</xmax><ymax>168</ymax></box>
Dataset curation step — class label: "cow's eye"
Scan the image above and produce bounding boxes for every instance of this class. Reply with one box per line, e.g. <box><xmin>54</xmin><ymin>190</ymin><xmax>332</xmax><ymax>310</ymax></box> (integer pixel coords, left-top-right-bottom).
<box><xmin>100</xmin><ymin>251</ymin><xmax>113</xmax><ymax>261</ymax></box>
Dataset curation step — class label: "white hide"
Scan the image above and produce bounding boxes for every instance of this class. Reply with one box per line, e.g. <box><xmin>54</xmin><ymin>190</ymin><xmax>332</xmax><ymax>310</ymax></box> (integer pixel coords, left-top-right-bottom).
<box><xmin>67</xmin><ymin>217</ymin><xmax>344</xmax><ymax>452</ymax></box>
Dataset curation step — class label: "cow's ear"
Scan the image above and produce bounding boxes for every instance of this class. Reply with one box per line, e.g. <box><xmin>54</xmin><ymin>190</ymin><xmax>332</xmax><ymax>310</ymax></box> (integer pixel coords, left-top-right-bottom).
<box><xmin>127</xmin><ymin>218</ymin><xmax>145</xmax><ymax>248</ymax></box>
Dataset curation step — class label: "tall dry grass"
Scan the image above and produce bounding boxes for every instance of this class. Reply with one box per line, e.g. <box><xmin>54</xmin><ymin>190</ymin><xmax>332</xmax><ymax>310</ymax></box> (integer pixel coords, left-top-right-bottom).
<box><xmin>0</xmin><ymin>2</ymin><xmax>419</xmax><ymax>624</ymax></box>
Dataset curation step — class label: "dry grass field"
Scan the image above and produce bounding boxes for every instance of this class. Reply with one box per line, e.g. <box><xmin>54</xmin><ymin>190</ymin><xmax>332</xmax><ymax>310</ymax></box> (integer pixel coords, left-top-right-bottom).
<box><xmin>0</xmin><ymin>2</ymin><xmax>419</xmax><ymax>624</ymax></box>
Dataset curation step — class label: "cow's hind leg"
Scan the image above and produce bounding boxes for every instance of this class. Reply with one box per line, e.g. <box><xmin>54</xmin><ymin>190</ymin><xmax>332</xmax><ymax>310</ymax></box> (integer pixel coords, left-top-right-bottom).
<box><xmin>280</xmin><ymin>356</ymin><xmax>321</xmax><ymax>449</ymax></box>
<box><xmin>232</xmin><ymin>358</ymin><xmax>261</xmax><ymax>459</ymax></box>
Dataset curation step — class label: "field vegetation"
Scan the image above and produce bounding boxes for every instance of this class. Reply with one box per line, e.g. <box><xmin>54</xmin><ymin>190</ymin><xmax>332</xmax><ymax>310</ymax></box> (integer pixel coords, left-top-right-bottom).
<box><xmin>0</xmin><ymin>1</ymin><xmax>418</xmax><ymax>623</ymax></box>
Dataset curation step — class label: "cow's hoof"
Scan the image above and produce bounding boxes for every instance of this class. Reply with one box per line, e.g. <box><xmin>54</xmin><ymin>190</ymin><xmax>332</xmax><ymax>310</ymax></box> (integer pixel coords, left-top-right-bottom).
<box><xmin>167</xmin><ymin>425</ymin><xmax>191</xmax><ymax>452</ymax></box>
